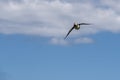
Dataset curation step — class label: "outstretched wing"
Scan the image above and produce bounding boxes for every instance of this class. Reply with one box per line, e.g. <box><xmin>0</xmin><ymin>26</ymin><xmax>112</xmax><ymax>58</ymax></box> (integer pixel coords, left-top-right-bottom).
<box><xmin>79</xmin><ymin>23</ymin><xmax>91</xmax><ymax>25</ymax></box>
<box><xmin>64</xmin><ymin>26</ymin><xmax>75</xmax><ymax>39</ymax></box>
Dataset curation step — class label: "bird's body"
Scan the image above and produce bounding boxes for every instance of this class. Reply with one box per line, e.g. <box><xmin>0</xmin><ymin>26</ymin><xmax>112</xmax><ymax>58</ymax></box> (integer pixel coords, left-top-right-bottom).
<box><xmin>74</xmin><ymin>23</ymin><xmax>80</xmax><ymax>30</ymax></box>
<box><xmin>64</xmin><ymin>22</ymin><xmax>90</xmax><ymax>39</ymax></box>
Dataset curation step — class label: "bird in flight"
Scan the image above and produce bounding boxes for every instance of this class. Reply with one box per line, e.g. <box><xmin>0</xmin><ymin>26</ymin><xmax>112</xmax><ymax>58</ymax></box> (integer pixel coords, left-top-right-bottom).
<box><xmin>64</xmin><ymin>23</ymin><xmax>91</xmax><ymax>39</ymax></box>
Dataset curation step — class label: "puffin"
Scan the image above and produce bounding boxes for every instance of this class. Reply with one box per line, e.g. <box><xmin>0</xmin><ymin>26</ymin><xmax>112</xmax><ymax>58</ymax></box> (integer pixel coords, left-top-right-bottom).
<box><xmin>64</xmin><ymin>23</ymin><xmax>91</xmax><ymax>39</ymax></box>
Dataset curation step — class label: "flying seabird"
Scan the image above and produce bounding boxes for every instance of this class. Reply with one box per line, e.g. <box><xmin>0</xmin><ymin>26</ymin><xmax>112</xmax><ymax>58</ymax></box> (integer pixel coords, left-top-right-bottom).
<box><xmin>64</xmin><ymin>23</ymin><xmax>91</xmax><ymax>39</ymax></box>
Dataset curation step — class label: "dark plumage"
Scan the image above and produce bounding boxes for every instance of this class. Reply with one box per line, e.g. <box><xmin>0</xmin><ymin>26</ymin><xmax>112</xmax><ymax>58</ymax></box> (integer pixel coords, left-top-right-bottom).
<box><xmin>64</xmin><ymin>23</ymin><xmax>91</xmax><ymax>39</ymax></box>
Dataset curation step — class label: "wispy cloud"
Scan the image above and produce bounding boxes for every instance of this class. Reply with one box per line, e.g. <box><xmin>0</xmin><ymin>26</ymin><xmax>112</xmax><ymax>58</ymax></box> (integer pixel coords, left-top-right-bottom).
<box><xmin>0</xmin><ymin>0</ymin><xmax>120</xmax><ymax>45</ymax></box>
<box><xmin>50</xmin><ymin>38</ymin><xmax>68</xmax><ymax>45</ymax></box>
<box><xmin>74</xmin><ymin>37</ymin><xmax>94</xmax><ymax>44</ymax></box>
<box><xmin>50</xmin><ymin>37</ymin><xmax>93</xmax><ymax>45</ymax></box>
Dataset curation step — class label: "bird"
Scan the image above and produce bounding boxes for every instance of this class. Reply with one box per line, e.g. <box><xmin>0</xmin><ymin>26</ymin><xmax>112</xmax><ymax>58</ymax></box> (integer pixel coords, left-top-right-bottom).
<box><xmin>64</xmin><ymin>23</ymin><xmax>91</xmax><ymax>39</ymax></box>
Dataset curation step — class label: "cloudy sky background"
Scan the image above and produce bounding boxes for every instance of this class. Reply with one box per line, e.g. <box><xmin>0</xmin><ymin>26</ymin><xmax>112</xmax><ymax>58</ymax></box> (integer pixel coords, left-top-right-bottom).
<box><xmin>0</xmin><ymin>0</ymin><xmax>120</xmax><ymax>80</ymax></box>
<box><xmin>0</xmin><ymin>0</ymin><xmax>120</xmax><ymax>45</ymax></box>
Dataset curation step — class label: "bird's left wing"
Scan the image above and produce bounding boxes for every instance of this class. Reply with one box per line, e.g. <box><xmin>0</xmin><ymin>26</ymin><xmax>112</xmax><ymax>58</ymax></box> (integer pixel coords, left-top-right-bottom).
<box><xmin>64</xmin><ymin>26</ymin><xmax>75</xmax><ymax>39</ymax></box>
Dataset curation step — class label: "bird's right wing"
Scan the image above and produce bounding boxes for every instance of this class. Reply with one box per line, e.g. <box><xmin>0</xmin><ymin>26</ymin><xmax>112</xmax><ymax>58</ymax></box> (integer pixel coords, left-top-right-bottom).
<box><xmin>79</xmin><ymin>23</ymin><xmax>91</xmax><ymax>25</ymax></box>
<box><xmin>64</xmin><ymin>26</ymin><xmax>75</xmax><ymax>39</ymax></box>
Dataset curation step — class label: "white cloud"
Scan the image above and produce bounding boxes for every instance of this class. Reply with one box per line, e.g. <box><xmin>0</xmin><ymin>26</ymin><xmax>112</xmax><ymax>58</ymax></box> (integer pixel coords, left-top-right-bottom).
<box><xmin>50</xmin><ymin>38</ymin><xmax>68</xmax><ymax>45</ymax></box>
<box><xmin>50</xmin><ymin>37</ymin><xmax>93</xmax><ymax>45</ymax></box>
<box><xmin>0</xmin><ymin>0</ymin><xmax>120</xmax><ymax>45</ymax></box>
<box><xmin>74</xmin><ymin>37</ymin><xmax>94</xmax><ymax>44</ymax></box>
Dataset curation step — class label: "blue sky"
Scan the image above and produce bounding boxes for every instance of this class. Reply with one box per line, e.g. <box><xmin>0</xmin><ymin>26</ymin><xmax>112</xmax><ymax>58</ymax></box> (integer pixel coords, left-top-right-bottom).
<box><xmin>0</xmin><ymin>0</ymin><xmax>120</xmax><ymax>80</ymax></box>
<box><xmin>1</xmin><ymin>32</ymin><xmax>120</xmax><ymax>80</ymax></box>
